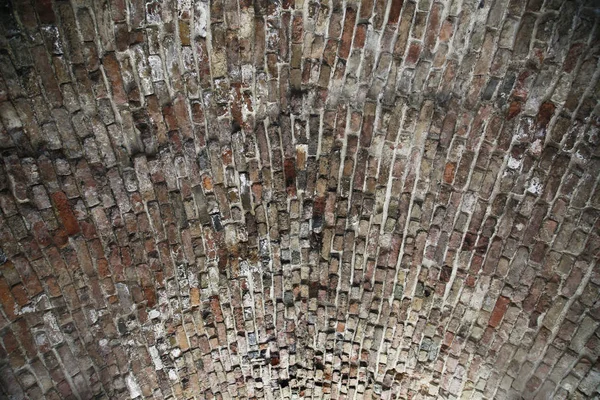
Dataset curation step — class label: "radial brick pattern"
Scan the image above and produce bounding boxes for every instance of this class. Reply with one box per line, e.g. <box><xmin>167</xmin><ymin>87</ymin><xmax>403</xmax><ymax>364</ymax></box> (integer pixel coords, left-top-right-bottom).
<box><xmin>0</xmin><ymin>0</ymin><xmax>599</xmax><ymax>399</ymax></box>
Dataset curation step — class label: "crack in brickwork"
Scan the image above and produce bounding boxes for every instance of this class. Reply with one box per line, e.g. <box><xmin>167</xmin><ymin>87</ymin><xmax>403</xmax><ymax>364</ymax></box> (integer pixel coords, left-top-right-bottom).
<box><xmin>0</xmin><ymin>0</ymin><xmax>599</xmax><ymax>399</ymax></box>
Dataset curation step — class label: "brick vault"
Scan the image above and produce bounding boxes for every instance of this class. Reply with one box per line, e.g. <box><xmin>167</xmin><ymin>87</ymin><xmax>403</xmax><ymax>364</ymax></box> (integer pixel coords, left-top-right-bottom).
<box><xmin>0</xmin><ymin>0</ymin><xmax>599</xmax><ymax>399</ymax></box>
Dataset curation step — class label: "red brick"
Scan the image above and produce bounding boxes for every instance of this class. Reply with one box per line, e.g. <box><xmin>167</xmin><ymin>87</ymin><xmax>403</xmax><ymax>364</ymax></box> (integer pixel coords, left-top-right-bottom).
<box><xmin>50</xmin><ymin>192</ymin><xmax>80</xmax><ymax>236</ymax></box>
<box><xmin>394</xmin><ymin>2</ymin><xmax>415</xmax><ymax>58</ymax></box>
<box><xmin>439</xmin><ymin>18</ymin><xmax>454</xmax><ymax>42</ymax></box>
<box><xmin>388</xmin><ymin>0</ymin><xmax>404</xmax><ymax>25</ymax></box>
<box><xmin>489</xmin><ymin>296</ymin><xmax>511</xmax><ymax>328</ymax></box>
<box><xmin>110</xmin><ymin>0</ymin><xmax>127</xmax><ymax>21</ymax></box>
<box><xmin>353</xmin><ymin>24</ymin><xmax>367</xmax><ymax>49</ymax></box>
<box><xmin>35</xmin><ymin>0</ymin><xmax>56</xmax><ymax>23</ymax></box>
<box><xmin>359</xmin><ymin>0</ymin><xmax>374</xmax><ymax>20</ymax></box>
<box><xmin>44</xmin><ymin>277</ymin><xmax>61</xmax><ymax>297</ymax></box>
<box><xmin>339</xmin><ymin>8</ymin><xmax>357</xmax><ymax>59</ymax></box>
<box><xmin>465</xmin><ymin>275</ymin><xmax>476</xmax><ymax>287</ymax></box>
<box><xmin>3</xmin><ymin>330</ymin><xmax>25</xmax><ymax>369</ymax></box>
<box><xmin>406</xmin><ymin>41</ymin><xmax>422</xmax><ymax>66</ymax></box>
<box><xmin>10</xmin><ymin>284</ymin><xmax>29</xmax><ymax>307</ymax></box>
<box><xmin>443</xmin><ymin>162</ymin><xmax>456</xmax><ymax>184</ymax></box>
<box><xmin>284</xmin><ymin>158</ymin><xmax>297</xmax><ymax>196</ymax></box>
<box><xmin>292</xmin><ymin>14</ymin><xmax>303</xmax><ymax>43</ymax></box>
<box><xmin>424</xmin><ymin>3</ymin><xmax>442</xmax><ymax>53</ymax></box>
<box><xmin>536</xmin><ymin>101</ymin><xmax>556</xmax><ymax>131</ymax></box>
<box><xmin>0</xmin><ymin>277</ymin><xmax>18</xmax><ymax>321</ymax></box>
<box><xmin>507</xmin><ymin>101</ymin><xmax>521</xmax><ymax>120</ymax></box>
<box><xmin>102</xmin><ymin>53</ymin><xmax>127</xmax><ymax>104</ymax></box>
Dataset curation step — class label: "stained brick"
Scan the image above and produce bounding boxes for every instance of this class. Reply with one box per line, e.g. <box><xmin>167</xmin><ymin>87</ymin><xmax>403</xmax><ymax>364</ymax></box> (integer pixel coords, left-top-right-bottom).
<box><xmin>50</xmin><ymin>191</ymin><xmax>80</xmax><ymax>236</ymax></box>
<box><xmin>388</xmin><ymin>0</ymin><xmax>404</xmax><ymax>25</ymax></box>
<box><xmin>489</xmin><ymin>296</ymin><xmax>511</xmax><ymax>328</ymax></box>
<box><xmin>102</xmin><ymin>53</ymin><xmax>127</xmax><ymax>105</ymax></box>
<box><xmin>339</xmin><ymin>7</ymin><xmax>356</xmax><ymax>60</ymax></box>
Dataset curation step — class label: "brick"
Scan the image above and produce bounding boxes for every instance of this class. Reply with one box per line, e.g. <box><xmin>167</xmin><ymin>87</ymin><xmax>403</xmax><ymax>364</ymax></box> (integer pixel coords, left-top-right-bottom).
<box><xmin>489</xmin><ymin>296</ymin><xmax>510</xmax><ymax>328</ymax></box>
<box><xmin>424</xmin><ymin>3</ymin><xmax>442</xmax><ymax>54</ymax></box>
<box><xmin>388</xmin><ymin>0</ymin><xmax>404</xmax><ymax>25</ymax></box>
<box><xmin>30</xmin><ymin>46</ymin><xmax>62</xmax><ymax>107</ymax></box>
<box><xmin>56</xmin><ymin>2</ymin><xmax>83</xmax><ymax>63</ymax></box>
<box><xmin>570</xmin><ymin>317</ymin><xmax>599</xmax><ymax>352</ymax></box>
<box><xmin>102</xmin><ymin>53</ymin><xmax>127</xmax><ymax>104</ymax></box>
<box><xmin>406</xmin><ymin>41</ymin><xmax>422</xmax><ymax>66</ymax></box>
<box><xmin>50</xmin><ymin>191</ymin><xmax>80</xmax><ymax>236</ymax></box>
<box><xmin>339</xmin><ymin>7</ymin><xmax>356</xmax><ymax>60</ymax></box>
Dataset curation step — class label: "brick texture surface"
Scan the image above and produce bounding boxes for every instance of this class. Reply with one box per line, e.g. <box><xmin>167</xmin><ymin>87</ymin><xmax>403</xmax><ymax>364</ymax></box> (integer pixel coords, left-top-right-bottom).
<box><xmin>0</xmin><ymin>0</ymin><xmax>599</xmax><ymax>399</ymax></box>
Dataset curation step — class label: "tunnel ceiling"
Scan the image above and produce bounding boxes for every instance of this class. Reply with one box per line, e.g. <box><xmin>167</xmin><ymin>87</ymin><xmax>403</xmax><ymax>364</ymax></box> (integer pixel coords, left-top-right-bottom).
<box><xmin>0</xmin><ymin>0</ymin><xmax>599</xmax><ymax>399</ymax></box>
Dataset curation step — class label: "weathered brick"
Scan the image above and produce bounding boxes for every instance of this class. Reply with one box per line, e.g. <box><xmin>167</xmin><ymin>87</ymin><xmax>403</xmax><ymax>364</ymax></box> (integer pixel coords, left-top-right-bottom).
<box><xmin>0</xmin><ymin>2</ymin><xmax>595</xmax><ymax>399</ymax></box>
<box><xmin>339</xmin><ymin>7</ymin><xmax>356</xmax><ymax>60</ymax></box>
<box><xmin>489</xmin><ymin>296</ymin><xmax>511</xmax><ymax>328</ymax></box>
<box><xmin>50</xmin><ymin>191</ymin><xmax>80</xmax><ymax>236</ymax></box>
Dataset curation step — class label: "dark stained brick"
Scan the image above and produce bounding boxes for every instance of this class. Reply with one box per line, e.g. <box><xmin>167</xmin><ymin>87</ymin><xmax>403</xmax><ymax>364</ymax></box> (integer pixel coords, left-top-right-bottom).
<box><xmin>50</xmin><ymin>192</ymin><xmax>80</xmax><ymax>236</ymax></box>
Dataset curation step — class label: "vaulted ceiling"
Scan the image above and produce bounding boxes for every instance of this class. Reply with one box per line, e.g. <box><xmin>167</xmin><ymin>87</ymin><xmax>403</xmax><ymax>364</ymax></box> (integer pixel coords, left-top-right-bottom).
<box><xmin>0</xmin><ymin>0</ymin><xmax>599</xmax><ymax>399</ymax></box>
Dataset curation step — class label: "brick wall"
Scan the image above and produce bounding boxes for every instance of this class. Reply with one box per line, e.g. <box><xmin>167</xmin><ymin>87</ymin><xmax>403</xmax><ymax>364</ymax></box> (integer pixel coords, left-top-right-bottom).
<box><xmin>0</xmin><ymin>0</ymin><xmax>599</xmax><ymax>399</ymax></box>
